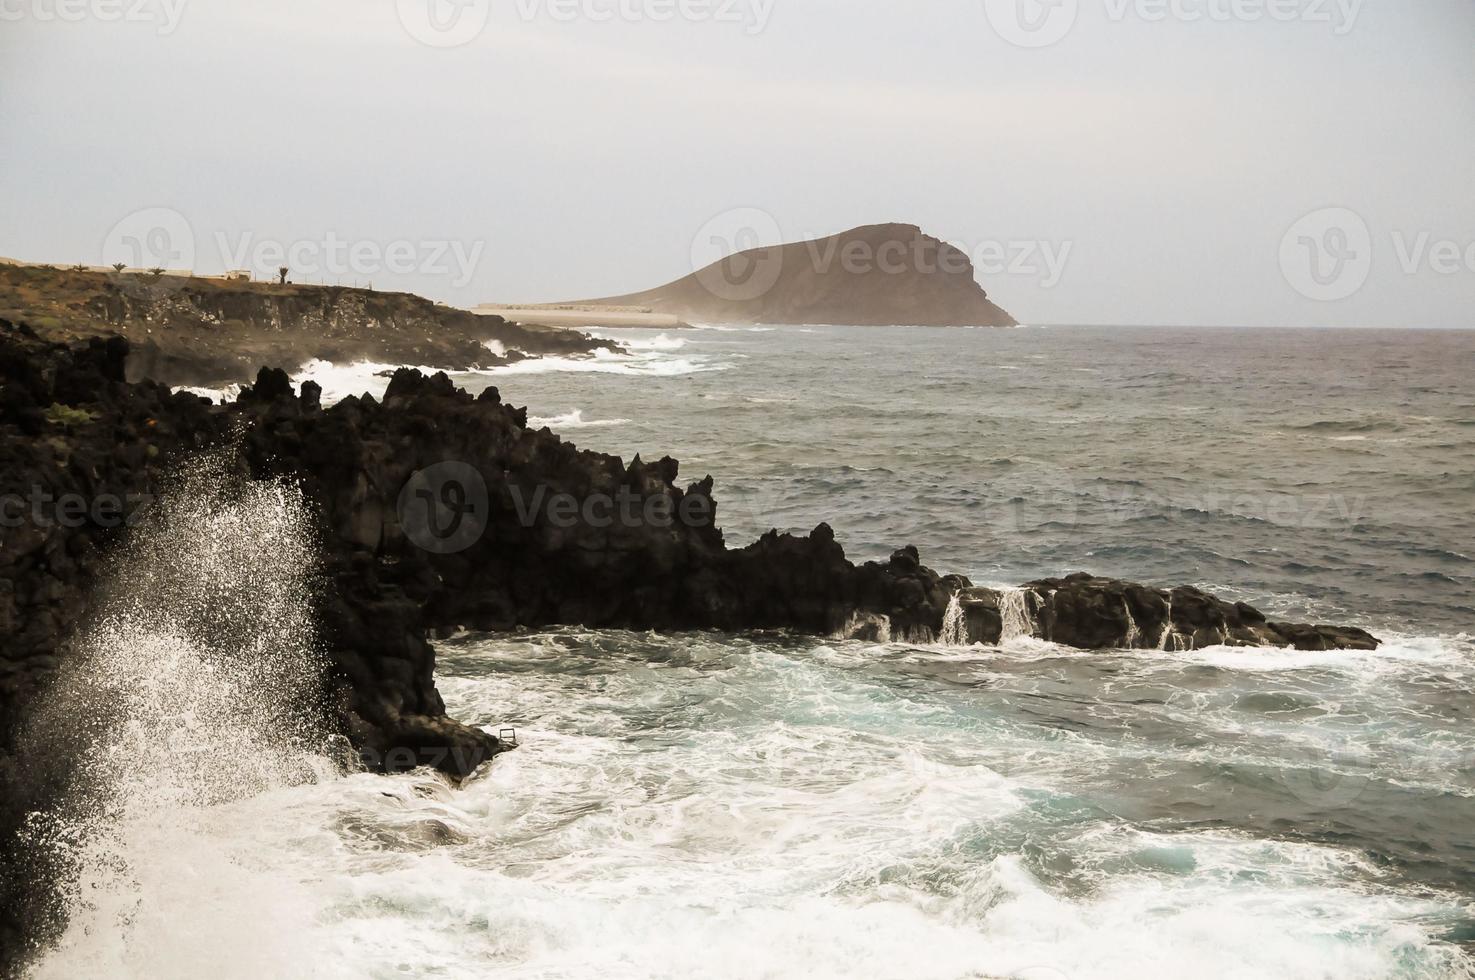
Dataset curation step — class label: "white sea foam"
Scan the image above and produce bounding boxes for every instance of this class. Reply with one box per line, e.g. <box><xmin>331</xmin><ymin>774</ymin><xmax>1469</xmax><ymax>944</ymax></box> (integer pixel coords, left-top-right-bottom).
<box><xmin>292</xmin><ymin>633</ymin><xmax>1473</xmax><ymax>979</ymax></box>
<box><xmin>486</xmin><ymin>347</ymin><xmax>727</xmax><ymax>378</ymax></box>
<box><xmin>939</xmin><ymin>592</ymin><xmax>968</xmax><ymax>645</ymax></box>
<box><xmin>24</xmin><ymin>623</ymin><xmax>1473</xmax><ymax>978</ymax></box>
<box><xmin>1166</xmin><ymin>633</ymin><xmax>1469</xmax><ymax>674</ymax></box>
<box><xmin>526</xmin><ymin>409</ymin><xmax>631</xmax><ymax>429</ymax></box>
<box><xmin>188</xmin><ymin>333</ymin><xmax>723</xmax><ymax>409</ymax></box>
<box><xmin>292</xmin><ymin>357</ymin><xmax>424</xmax><ymax>403</ymax></box>
<box><xmin>588</xmin><ymin>331</ymin><xmax>687</xmax><ymax>351</ymax></box>
<box><xmin>174</xmin><ymin>363</ymin><xmax>403</xmax><ymax>407</ymax></box>
<box><xmin>174</xmin><ymin>382</ymin><xmax>243</xmax><ymax>404</ymax></box>
<box><xmin>26</xmin><ymin>450</ymin><xmax>339</xmax><ymax>979</ymax></box>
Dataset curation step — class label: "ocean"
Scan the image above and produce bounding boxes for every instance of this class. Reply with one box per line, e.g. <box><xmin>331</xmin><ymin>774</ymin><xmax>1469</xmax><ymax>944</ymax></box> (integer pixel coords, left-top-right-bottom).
<box><xmin>30</xmin><ymin>325</ymin><xmax>1475</xmax><ymax>979</ymax></box>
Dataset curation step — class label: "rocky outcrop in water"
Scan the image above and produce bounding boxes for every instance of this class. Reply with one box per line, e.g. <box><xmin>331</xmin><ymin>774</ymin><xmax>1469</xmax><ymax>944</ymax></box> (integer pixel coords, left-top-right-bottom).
<box><xmin>939</xmin><ymin>574</ymin><xmax>1380</xmax><ymax>651</ymax></box>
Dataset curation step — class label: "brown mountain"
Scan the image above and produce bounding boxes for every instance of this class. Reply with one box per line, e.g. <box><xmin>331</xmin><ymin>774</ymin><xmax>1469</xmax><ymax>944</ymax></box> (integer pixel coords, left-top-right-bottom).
<box><xmin>574</xmin><ymin>223</ymin><xmax>1017</xmax><ymax>327</ymax></box>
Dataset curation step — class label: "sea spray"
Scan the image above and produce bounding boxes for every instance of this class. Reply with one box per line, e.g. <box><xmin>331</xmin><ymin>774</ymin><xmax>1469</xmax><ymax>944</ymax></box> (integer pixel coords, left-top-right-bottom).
<box><xmin>837</xmin><ymin>610</ymin><xmax>892</xmax><ymax>643</ymax></box>
<box><xmin>1122</xmin><ymin>599</ymin><xmax>1141</xmax><ymax>648</ymax></box>
<box><xmin>999</xmin><ymin>589</ymin><xmax>1038</xmax><ymax>642</ymax></box>
<box><xmin>20</xmin><ymin>446</ymin><xmax>339</xmax><ymax>977</ymax></box>
<box><xmin>939</xmin><ymin>592</ymin><xmax>968</xmax><ymax>646</ymax></box>
<box><xmin>1158</xmin><ymin>595</ymin><xmax>1179</xmax><ymax>651</ymax></box>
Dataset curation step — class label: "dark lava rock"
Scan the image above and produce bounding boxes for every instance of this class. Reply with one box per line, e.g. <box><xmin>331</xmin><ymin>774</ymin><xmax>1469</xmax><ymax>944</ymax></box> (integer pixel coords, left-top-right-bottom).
<box><xmin>0</xmin><ymin>319</ymin><xmax>1381</xmax><ymax>971</ymax></box>
<box><xmin>945</xmin><ymin>573</ymin><xmax>1380</xmax><ymax>651</ymax></box>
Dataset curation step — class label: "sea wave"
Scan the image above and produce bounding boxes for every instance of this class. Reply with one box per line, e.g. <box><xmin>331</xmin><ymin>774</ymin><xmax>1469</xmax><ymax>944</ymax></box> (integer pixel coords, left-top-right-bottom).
<box><xmin>486</xmin><ymin>347</ymin><xmax>728</xmax><ymax>377</ymax></box>
<box><xmin>526</xmin><ymin>409</ymin><xmax>631</xmax><ymax>429</ymax></box>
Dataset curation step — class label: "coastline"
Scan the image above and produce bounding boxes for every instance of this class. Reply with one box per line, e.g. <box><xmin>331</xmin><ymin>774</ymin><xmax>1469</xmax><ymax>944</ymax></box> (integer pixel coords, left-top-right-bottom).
<box><xmin>4</xmin><ymin>319</ymin><xmax>1468</xmax><ymax>975</ymax></box>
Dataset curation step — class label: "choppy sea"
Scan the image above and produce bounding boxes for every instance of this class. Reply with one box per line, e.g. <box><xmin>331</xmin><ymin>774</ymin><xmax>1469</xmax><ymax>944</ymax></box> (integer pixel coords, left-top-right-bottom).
<box><xmin>33</xmin><ymin>325</ymin><xmax>1475</xmax><ymax>979</ymax></box>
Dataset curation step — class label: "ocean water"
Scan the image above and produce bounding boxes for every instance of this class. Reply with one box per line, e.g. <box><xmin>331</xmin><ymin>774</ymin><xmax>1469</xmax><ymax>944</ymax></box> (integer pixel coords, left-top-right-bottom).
<box><xmin>29</xmin><ymin>326</ymin><xmax>1475</xmax><ymax>979</ymax></box>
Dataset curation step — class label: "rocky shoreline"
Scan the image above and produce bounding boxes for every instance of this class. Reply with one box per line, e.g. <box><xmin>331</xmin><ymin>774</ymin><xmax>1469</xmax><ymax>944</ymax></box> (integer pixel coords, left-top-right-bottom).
<box><xmin>0</xmin><ymin>264</ymin><xmax>616</xmax><ymax>389</ymax></box>
<box><xmin>0</xmin><ymin>319</ymin><xmax>1379</xmax><ymax>970</ymax></box>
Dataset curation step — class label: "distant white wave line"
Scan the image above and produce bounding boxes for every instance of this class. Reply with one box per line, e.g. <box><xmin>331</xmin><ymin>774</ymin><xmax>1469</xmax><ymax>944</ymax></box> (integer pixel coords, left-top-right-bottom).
<box><xmin>527</xmin><ymin>409</ymin><xmax>631</xmax><ymax>430</ymax></box>
<box><xmin>589</xmin><ymin>331</ymin><xmax>687</xmax><ymax>351</ymax></box>
<box><xmin>176</xmin><ymin>344</ymin><xmax>720</xmax><ymax>407</ymax></box>
<box><xmin>689</xmin><ymin>323</ymin><xmax>777</xmax><ymax>332</ymax></box>
<box><xmin>487</xmin><ymin>348</ymin><xmax>728</xmax><ymax>377</ymax></box>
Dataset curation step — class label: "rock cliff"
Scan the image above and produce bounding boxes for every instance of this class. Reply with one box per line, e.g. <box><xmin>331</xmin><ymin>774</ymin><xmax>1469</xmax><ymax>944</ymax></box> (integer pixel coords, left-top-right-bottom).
<box><xmin>0</xmin><ymin>264</ymin><xmax>615</xmax><ymax>389</ymax></box>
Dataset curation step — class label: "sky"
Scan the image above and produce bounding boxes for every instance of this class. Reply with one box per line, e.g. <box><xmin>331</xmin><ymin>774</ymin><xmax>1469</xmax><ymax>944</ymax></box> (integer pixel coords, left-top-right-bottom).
<box><xmin>1</xmin><ymin>0</ymin><xmax>1473</xmax><ymax>327</ymax></box>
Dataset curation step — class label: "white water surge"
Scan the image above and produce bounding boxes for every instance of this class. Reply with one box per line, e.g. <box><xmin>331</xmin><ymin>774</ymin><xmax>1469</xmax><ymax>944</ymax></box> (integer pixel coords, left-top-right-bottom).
<box><xmin>22</xmin><ymin>617</ymin><xmax>1475</xmax><ymax>979</ymax></box>
<box><xmin>22</xmin><ymin>325</ymin><xmax>1475</xmax><ymax>978</ymax></box>
<box><xmin>25</xmin><ymin>451</ymin><xmax>339</xmax><ymax>978</ymax></box>
<box><xmin>999</xmin><ymin>589</ymin><xmax>1040</xmax><ymax>642</ymax></box>
<box><xmin>287</xmin><ymin>630</ymin><xmax>1468</xmax><ymax>980</ymax></box>
<box><xmin>940</xmin><ymin>591</ymin><xmax>968</xmax><ymax>645</ymax></box>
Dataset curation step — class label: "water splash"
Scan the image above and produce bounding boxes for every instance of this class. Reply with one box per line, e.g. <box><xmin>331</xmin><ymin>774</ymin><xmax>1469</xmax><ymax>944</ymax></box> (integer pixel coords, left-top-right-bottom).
<box><xmin>23</xmin><ymin>447</ymin><xmax>338</xmax><ymax>977</ymax></box>
<box><xmin>999</xmin><ymin>589</ymin><xmax>1039</xmax><ymax>642</ymax></box>
<box><xmin>838</xmin><ymin>610</ymin><xmax>892</xmax><ymax>643</ymax></box>
<box><xmin>1158</xmin><ymin>595</ymin><xmax>1178</xmax><ymax>651</ymax></box>
<box><xmin>1122</xmin><ymin>599</ymin><xmax>1142</xmax><ymax>648</ymax></box>
<box><xmin>939</xmin><ymin>592</ymin><xmax>968</xmax><ymax>646</ymax></box>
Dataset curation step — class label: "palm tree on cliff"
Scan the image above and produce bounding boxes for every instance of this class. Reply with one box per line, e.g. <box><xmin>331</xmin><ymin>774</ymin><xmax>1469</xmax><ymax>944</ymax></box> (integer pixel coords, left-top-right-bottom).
<box><xmin>278</xmin><ymin>266</ymin><xmax>289</xmax><ymax>285</ymax></box>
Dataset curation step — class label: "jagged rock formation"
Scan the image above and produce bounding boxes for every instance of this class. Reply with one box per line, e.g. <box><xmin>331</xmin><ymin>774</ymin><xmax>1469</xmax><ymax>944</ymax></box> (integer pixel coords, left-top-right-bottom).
<box><xmin>0</xmin><ymin>320</ymin><xmax>1380</xmax><ymax>970</ymax></box>
<box><xmin>0</xmin><ymin>263</ymin><xmax>615</xmax><ymax>389</ymax></box>
<box><xmin>937</xmin><ymin>575</ymin><xmax>1380</xmax><ymax>652</ymax></box>
<box><xmin>571</xmin><ymin>223</ymin><xmax>1018</xmax><ymax>326</ymax></box>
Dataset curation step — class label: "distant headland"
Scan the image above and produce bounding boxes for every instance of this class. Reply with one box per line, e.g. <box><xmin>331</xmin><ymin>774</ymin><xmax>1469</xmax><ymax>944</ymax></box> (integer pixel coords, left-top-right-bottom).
<box><xmin>479</xmin><ymin>223</ymin><xmax>1018</xmax><ymax>329</ymax></box>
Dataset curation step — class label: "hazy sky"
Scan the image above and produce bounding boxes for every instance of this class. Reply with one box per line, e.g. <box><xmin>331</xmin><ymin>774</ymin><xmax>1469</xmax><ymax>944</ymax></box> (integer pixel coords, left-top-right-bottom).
<box><xmin>2</xmin><ymin>0</ymin><xmax>1473</xmax><ymax>327</ymax></box>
